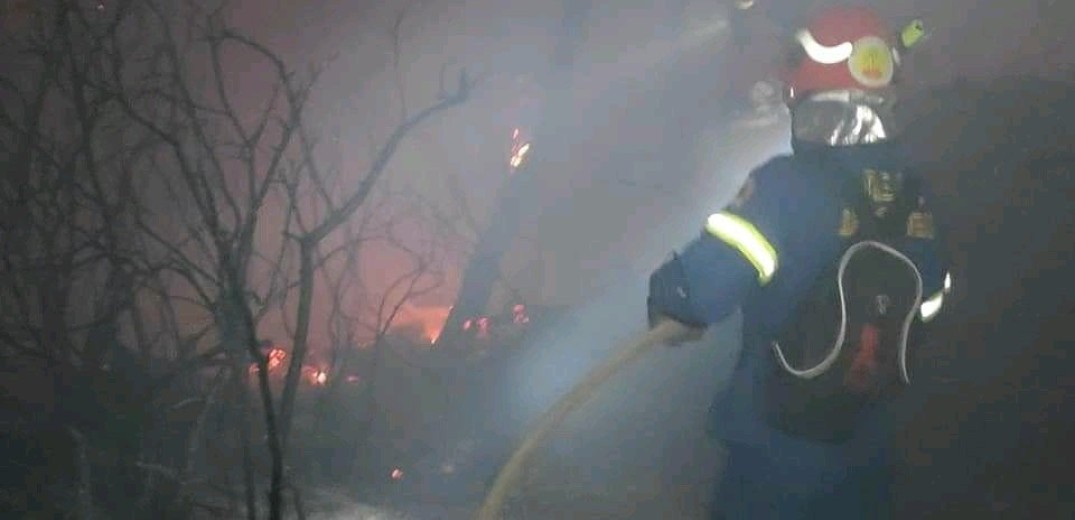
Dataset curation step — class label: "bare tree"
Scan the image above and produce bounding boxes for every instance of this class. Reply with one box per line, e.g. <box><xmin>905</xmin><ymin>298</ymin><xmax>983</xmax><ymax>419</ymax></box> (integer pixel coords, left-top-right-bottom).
<box><xmin>0</xmin><ymin>1</ymin><xmax>200</xmax><ymax>517</ymax></box>
<box><xmin>2</xmin><ymin>0</ymin><xmax>473</xmax><ymax>518</ymax></box>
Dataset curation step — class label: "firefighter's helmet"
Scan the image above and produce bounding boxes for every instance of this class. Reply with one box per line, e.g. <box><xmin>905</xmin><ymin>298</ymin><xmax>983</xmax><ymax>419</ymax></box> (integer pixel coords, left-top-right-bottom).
<box><xmin>783</xmin><ymin>6</ymin><xmax>920</xmax><ymax>106</ymax></box>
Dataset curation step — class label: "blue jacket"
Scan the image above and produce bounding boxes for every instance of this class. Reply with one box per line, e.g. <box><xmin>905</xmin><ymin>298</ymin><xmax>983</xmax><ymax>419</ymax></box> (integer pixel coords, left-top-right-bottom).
<box><xmin>648</xmin><ymin>142</ymin><xmax>948</xmax><ymax>443</ymax></box>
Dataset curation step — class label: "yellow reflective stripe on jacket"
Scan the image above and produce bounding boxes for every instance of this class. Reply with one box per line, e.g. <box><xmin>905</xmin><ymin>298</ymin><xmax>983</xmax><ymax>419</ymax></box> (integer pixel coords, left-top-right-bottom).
<box><xmin>705</xmin><ymin>212</ymin><xmax>778</xmax><ymax>285</ymax></box>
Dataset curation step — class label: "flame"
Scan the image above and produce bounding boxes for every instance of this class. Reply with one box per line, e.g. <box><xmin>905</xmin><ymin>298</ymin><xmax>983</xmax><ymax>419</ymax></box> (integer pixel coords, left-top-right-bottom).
<box><xmin>510</xmin><ymin>143</ymin><xmax>531</xmax><ymax>169</ymax></box>
<box><xmin>458</xmin><ymin>304</ymin><xmax>530</xmax><ymax>341</ymax></box>
<box><xmin>249</xmin><ymin>347</ymin><xmax>288</xmax><ymax>375</ymax></box>
<box><xmin>300</xmin><ymin>366</ymin><xmax>330</xmax><ymax>386</ymax></box>
<box><xmin>267</xmin><ymin>348</ymin><xmax>287</xmax><ymax>370</ymax></box>
<box><xmin>393</xmin><ymin>302</ymin><xmax>452</xmax><ymax>344</ymax></box>
<box><xmin>246</xmin><ymin>348</ymin><xmax>336</xmax><ymax>387</ymax></box>
<box><xmin>509</xmin><ymin>127</ymin><xmax>531</xmax><ymax>170</ymax></box>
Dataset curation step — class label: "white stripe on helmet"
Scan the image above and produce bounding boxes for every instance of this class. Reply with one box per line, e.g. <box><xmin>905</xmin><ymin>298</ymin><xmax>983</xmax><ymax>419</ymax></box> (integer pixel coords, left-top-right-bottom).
<box><xmin>796</xmin><ymin>29</ymin><xmax>853</xmax><ymax>65</ymax></box>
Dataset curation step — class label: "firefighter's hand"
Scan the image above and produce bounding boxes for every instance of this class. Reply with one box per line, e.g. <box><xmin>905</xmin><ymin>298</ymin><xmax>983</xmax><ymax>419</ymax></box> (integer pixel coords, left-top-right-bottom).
<box><xmin>647</xmin><ymin>252</ymin><xmax>707</xmax><ymax>345</ymax></box>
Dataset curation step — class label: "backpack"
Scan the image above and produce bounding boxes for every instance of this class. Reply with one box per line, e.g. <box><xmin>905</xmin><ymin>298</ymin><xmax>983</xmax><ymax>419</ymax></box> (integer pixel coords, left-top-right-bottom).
<box><xmin>763</xmin><ymin>168</ymin><xmax>927</xmax><ymax>443</ymax></box>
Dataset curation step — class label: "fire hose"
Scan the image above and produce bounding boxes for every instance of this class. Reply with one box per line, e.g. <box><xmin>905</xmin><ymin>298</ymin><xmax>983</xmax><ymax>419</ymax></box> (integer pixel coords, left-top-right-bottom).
<box><xmin>475</xmin><ymin>319</ymin><xmax>693</xmax><ymax>519</ymax></box>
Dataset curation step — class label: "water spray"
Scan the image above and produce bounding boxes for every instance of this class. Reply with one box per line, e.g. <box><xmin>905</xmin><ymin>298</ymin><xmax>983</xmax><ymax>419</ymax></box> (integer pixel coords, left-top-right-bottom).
<box><xmin>472</xmin><ymin>9</ymin><xmax>737</xmax><ymax>520</ymax></box>
<box><xmin>474</xmin><ymin>319</ymin><xmax>692</xmax><ymax>519</ymax></box>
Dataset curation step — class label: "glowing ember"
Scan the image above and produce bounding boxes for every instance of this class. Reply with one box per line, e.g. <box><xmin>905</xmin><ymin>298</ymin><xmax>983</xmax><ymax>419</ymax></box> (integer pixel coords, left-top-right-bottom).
<box><xmin>512</xmin><ymin>303</ymin><xmax>530</xmax><ymax>324</ymax></box>
<box><xmin>267</xmin><ymin>348</ymin><xmax>287</xmax><ymax>369</ymax></box>
<box><xmin>509</xmin><ymin>127</ymin><xmax>531</xmax><ymax>170</ymax></box>
<box><xmin>298</xmin><ymin>366</ymin><xmax>330</xmax><ymax>386</ymax></box>
<box><xmin>476</xmin><ymin>316</ymin><xmax>491</xmax><ymax>339</ymax></box>
<box><xmin>509</xmin><ymin>143</ymin><xmax>531</xmax><ymax>169</ymax></box>
<box><xmin>249</xmin><ymin>347</ymin><xmax>288</xmax><ymax>375</ymax></box>
<box><xmin>345</xmin><ymin>375</ymin><xmax>361</xmax><ymax>384</ymax></box>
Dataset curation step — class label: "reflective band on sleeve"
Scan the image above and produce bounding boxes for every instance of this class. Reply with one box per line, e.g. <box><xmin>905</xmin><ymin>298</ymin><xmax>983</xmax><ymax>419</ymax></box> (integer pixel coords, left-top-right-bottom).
<box><xmin>920</xmin><ymin>271</ymin><xmax>954</xmax><ymax>320</ymax></box>
<box><xmin>921</xmin><ymin>271</ymin><xmax>952</xmax><ymax>322</ymax></box>
<box><xmin>919</xmin><ymin>291</ymin><xmax>944</xmax><ymax>322</ymax></box>
<box><xmin>705</xmin><ymin>212</ymin><xmax>779</xmax><ymax>285</ymax></box>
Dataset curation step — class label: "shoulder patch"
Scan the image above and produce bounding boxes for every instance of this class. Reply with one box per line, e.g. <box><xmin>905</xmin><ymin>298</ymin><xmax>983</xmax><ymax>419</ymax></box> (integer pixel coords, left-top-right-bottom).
<box><xmin>863</xmin><ymin>169</ymin><xmax>900</xmax><ymax>204</ymax></box>
<box><xmin>839</xmin><ymin>208</ymin><xmax>860</xmax><ymax>237</ymax></box>
<box><xmin>906</xmin><ymin>210</ymin><xmax>935</xmax><ymax>239</ymax></box>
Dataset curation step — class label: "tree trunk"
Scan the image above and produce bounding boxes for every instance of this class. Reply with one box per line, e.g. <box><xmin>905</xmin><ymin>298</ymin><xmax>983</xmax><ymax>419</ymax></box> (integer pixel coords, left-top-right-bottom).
<box><xmin>439</xmin><ymin>0</ymin><xmax>592</xmax><ymax>343</ymax></box>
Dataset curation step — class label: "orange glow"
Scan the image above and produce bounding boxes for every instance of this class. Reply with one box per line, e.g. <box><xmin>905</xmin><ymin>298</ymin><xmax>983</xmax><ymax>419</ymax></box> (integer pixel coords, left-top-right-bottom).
<box><xmin>267</xmin><ymin>348</ymin><xmax>287</xmax><ymax>370</ymax></box>
<box><xmin>392</xmin><ymin>302</ymin><xmax>452</xmax><ymax>345</ymax></box>
<box><xmin>300</xmin><ymin>366</ymin><xmax>330</xmax><ymax>386</ymax></box>
<box><xmin>249</xmin><ymin>347</ymin><xmax>288</xmax><ymax>375</ymax></box>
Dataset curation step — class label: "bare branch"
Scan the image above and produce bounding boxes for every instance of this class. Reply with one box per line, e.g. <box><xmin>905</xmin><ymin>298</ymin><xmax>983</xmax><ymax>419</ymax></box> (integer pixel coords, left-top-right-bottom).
<box><xmin>306</xmin><ymin>67</ymin><xmax>474</xmax><ymax>245</ymax></box>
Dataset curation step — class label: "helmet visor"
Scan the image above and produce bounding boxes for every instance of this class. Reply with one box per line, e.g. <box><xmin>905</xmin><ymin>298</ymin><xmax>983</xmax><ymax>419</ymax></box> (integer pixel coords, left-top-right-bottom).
<box><xmin>790</xmin><ymin>89</ymin><xmax>903</xmax><ymax>146</ymax></box>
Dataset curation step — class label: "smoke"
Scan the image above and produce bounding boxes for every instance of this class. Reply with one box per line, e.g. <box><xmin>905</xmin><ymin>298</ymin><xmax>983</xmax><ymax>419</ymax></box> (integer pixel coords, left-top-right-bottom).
<box><xmin>497</xmin><ymin>275</ymin><xmax>648</xmax><ymax>424</ymax></box>
<box><xmin>299</xmin><ymin>487</ymin><xmax>417</xmax><ymax>519</ymax></box>
<box><xmin>571</xmin><ymin>4</ymin><xmax>732</xmax><ymax>103</ymax></box>
<box><xmin>485</xmin><ymin>0</ymin><xmax>794</xmax><ymax>434</ymax></box>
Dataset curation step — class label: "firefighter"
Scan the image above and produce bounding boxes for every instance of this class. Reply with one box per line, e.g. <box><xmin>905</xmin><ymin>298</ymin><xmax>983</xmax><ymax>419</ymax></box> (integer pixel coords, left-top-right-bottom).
<box><xmin>646</xmin><ymin>6</ymin><xmax>945</xmax><ymax>519</ymax></box>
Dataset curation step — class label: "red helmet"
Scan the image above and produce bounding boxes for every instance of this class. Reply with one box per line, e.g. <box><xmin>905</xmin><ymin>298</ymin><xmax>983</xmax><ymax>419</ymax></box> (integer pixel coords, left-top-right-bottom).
<box><xmin>783</xmin><ymin>6</ymin><xmax>900</xmax><ymax>106</ymax></box>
